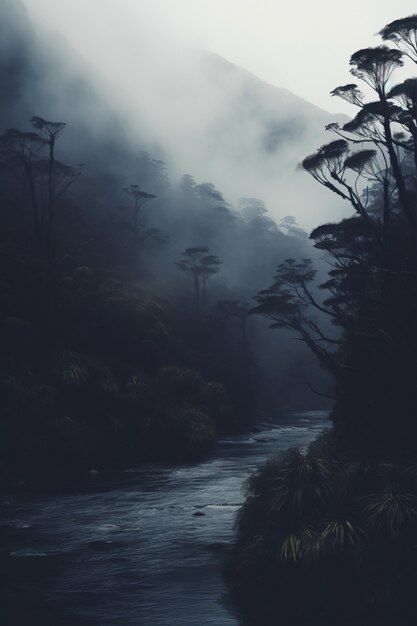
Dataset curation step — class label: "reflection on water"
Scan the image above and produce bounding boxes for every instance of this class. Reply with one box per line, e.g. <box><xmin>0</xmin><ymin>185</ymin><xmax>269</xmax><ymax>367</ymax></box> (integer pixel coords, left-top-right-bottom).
<box><xmin>1</xmin><ymin>413</ymin><xmax>327</xmax><ymax>626</ymax></box>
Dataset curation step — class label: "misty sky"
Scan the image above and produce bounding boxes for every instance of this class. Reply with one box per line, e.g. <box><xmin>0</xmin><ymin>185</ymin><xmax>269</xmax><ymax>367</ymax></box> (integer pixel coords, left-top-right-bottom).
<box><xmin>24</xmin><ymin>0</ymin><xmax>416</xmax><ymax>113</ymax></box>
<box><xmin>17</xmin><ymin>0</ymin><xmax>416</xmax><ymax>230</ymax></box>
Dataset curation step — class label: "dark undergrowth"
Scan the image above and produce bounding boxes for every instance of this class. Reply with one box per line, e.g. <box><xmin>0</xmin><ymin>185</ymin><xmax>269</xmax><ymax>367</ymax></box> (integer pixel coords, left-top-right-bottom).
<box><xmin>225</xmin><ymin>430</ymin><xmax>417</xmax><ymax>624</ymax></box>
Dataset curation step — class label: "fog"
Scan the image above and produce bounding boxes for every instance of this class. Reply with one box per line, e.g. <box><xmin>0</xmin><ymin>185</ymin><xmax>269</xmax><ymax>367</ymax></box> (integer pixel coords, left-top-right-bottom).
<box><xmin>2</xmin><ymin>0</ymin><xmax>412</xmax><ymax>418</ymax></box>
<box><xmin>23</xmin><ymin>0</ymin><xmax>417</xmax><ymax>110</ymax></box>
<box><xmin>1</xmin><ymin>4</ymin><xmax>416</xmax><ymax>623</ymax></box>
<box><xmin>17</xmin><ymin>0</ymin><xmax>368</xmax><ymax>230</ymax></box>
<box><xmin>5</xmin><ymin>1</ymin><xmax>416</xmax><ymax>228</ymax></box>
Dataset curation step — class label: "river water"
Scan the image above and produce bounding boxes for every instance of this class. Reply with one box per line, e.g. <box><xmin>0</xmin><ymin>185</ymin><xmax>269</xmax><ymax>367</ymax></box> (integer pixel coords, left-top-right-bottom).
<box><xmin>1</xmin><ymin>412</ymin><xmax>327</xmax><ymax>626</ymax></box>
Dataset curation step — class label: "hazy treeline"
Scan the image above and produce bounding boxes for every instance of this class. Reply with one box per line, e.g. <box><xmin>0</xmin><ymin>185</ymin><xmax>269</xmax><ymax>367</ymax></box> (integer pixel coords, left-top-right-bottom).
<box><xmin>0</xmin><ymin>0</ymin><xmax>332</xmax><ymax>486</ymax></box>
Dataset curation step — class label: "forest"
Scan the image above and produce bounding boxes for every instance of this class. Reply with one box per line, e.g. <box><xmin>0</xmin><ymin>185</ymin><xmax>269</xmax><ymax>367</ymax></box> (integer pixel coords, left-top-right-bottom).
<box><xmin>0</xmin><ymin>0</ymin><xmax>331</xmax><ymax>487</ymax></box>
<box><xmin>0</xmin><ymin>2</ymin><xmax>416</xmax><ymax>626</ymax></box>
<box><xmin>227</xmin><ymin>13</ymin><xmax>417</xmax><ymax>624</ymax></box>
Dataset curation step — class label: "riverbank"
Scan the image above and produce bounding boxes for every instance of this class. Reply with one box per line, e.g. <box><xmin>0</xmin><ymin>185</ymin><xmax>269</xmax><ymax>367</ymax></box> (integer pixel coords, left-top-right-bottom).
<box><xmin>1</xmin><ymin>412</ymin><xmax>326</xmax><ymax>626</ymax></box>
<box><xmin>227</xmin><ymin>427</ymin><xmax>417</xmax><ymax>624</ymax></box>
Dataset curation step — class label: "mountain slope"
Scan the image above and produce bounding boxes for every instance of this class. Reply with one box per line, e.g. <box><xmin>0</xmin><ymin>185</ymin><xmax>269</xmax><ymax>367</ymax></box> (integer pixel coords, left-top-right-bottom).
<box><xmin>0</xmin><ymin>0</ymin><xmax>349</xmax><ymax>228</ymax></box>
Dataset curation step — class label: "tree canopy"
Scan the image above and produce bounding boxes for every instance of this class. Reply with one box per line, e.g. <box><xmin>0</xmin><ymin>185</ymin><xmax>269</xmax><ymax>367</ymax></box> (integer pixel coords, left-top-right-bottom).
<box><xmin>254</xmin><ymin>13</ymin><xmax>417</xmax><ymax>447</ymax></box>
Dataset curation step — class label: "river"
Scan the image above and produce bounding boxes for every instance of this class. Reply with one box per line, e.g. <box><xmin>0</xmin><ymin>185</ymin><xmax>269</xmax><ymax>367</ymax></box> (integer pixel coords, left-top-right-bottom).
<box><xmin>1</xmin><ymin>411</ymin><xmax>328</xmax><ymax>626</ymax></box>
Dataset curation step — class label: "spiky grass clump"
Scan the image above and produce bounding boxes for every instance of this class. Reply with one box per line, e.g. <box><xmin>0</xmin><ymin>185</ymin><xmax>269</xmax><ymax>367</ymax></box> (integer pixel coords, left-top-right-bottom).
<box><xmin>126</xmin><ymin>370</ymin><xmax>148</xmax><ymax>394</ymax></box>
<box><xmin>240</xmin><ymin>448</ymin><xmax>339</xmax><ymax>531</ymax></box>
<box><xmin>55</xmin><ymin>351</ymin><xmax>89</xmax><ymax>387</ymax></box>
<box><xmin>362</xmin><ymin>489</ymin><xmax>417</xmax><ymax>540</ymax></box>
<box><xmin>280</xmin><ymin>527</ymin><xmax>316</xmax><ymax>563</ymax></box>
<box><xmin>229</xmin><ymin>445</ymin><xmax>417</xmax><ymax>622</ymax></box>
<box><xmin>268</xmin><ymin>449</ymin><xmax>338</xmax><ymax>521</ymax></box>
<box><xmin>97</xmin><ymin>371</ymin><xmax>119</xmax><ymax>395</ymax></box>
<box><xmin>314</xmin><ymin>518</ymin><xmax>366</xmax><ymax>556</ymax></box>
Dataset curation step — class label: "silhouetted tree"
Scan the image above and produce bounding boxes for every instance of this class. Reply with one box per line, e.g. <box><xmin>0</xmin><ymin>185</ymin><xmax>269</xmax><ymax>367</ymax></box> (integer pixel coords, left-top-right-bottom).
<box><xmin>230</xmin><ymin>16</ymin><xmax>417</xmax><ymax>625</ymax></box>
<box><xmin>194</xmin><ymin>182</ymin><xmax>225</xmax><ymax>204</ymax></box>
<box><xmin>124</xmin><ymin>183</ymin><xmax>156</xmax><ymax>228</ymax></box>
<box><xmin>254</xmin><ymin>14</ymin><xmax>417</xmax><ymax>446</ymax></box>
<box><xmin>279</xmin><ymin>215</ymin><xmax>308</xmax><ymax>239</ymax></box>
<box><xmin>0</xmin><ymin>117</ymin><xmax>81</xmax><ymax>260</ymax></box>
<box><xmin>30</xmin><ymin>116</ymin><xmax>79</xmax><ymax>259</ymax></box>
<box><xmin>379</xmin><ymin>14</ymin><xmax>417</xmax><ymax>63</ymax></box>
<box><xmin>253</xmin><ymin>258</ymin><xmax>343</xmax><ymax>382</ymax></box>
<box><xmin>175</xmin><ymin>246</ymin><xmax>221</xmax><ymax>314</ymax></box>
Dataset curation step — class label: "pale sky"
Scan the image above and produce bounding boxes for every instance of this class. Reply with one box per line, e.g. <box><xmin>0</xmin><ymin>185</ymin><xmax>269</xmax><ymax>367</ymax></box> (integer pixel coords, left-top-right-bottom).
<box><xmin>24</xmin><ymin>0</ymin><xmax>417</xmax><ymax>113</ymax></box>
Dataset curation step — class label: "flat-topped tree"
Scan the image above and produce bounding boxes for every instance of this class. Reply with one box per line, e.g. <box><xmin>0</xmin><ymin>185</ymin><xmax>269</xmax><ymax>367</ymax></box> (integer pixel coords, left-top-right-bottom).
<box><xmin>388</xmin><ymin>78</ymin><xmax>417</xmax><ymax>170</ymax></box>
<box><xmin>254</xmin><ymin>13</ymin><xmax>416</xmax><ymax>442</ymax></box>
<box><xmin>30</xmin><ymin>116</ymin><xmax>81</xmax><ymax>259</ymax></box>
<box><xmin>31</xmin><ymin>116</ymin><xmax>65</xmax><ymax>145</ymax></box>
<box><xmin>330</xmin><ymin>42</ymin><xmax>415</xmax><ymax>227</ymax></box>
<box><xmin>30</xmin><ymin>117</ymin><xmax>65</xmax><ymax>252</ymax></box>
<box><xmin>302</xmin><ymin>16</ymin><xmax>416</xmax><ymax>436</ymax></box>
<box><xmin>124</xmin><ymin>184</ymin><xmax>156</xmax><ymax>228</ymax></box>
<box><xmin>175</xmin><ymin>246</ymin><xmax>221</xmax><ymax>314</ymax></box>
<box><xmin>330</xmin><ymin>83</ymin><xmax>364</xmax><ymax>107</ymax></box>
<box><xmin>388</xmin><ymin>77</ymin><xmax>417</xmax><ymax>117</ymax></box>
<box><xmin>230</xmin><ymin>14</ymin><xmax>417</xmax><ymax>624</ymax></box>
<box><xmin>380</xmin><ymin>14</ymin><xmax>417</xmax><ymax>63</ymax></box>
<box><xmin>279</xmin><ymin>216</ymin><xmax>308</xmax><ymax>239</ymax></box>
<box><xmin>194</xmin><ymin>182</ymin><xmax>225</xmax><ymax>204</ymax></box>
<box><xmin>0</xmin><ymin>121</ymin><xmax>81</xmax><ymax>259</ymax></box>
<box><xmin>252</xmin><ymin>258</ymin><xmax>344</xmax><ymax>384</ymax></box>
<box><xmin>347</xmin><ymin>49</ymin><xmax>407</xmax><ymax>204</ymax></box>
<box><xmin>349</xmin><ymin>46</ymin><xmax>403</xmax><ymax>98</ymax></box>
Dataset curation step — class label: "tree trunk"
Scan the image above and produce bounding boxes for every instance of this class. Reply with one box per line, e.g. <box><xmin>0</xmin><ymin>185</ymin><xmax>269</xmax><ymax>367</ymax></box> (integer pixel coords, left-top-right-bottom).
<box><xmin>46</xmin><ymin>138</ymin><xmax>55</xmax><ymax>261</ymax></box>
<box><xmin>22</xmin><ymin>158</ymin><xmax>42</xmax><ymax>254</ymax></box>
<box><xmin>193</xmin><ymin>273</ymin><xmax>200</xmax><ymax>316</ymax></box>
<box><xmin>381</xmin><ymin>100</ymin><xmax>415</xmax><ymax>227</ymax></box>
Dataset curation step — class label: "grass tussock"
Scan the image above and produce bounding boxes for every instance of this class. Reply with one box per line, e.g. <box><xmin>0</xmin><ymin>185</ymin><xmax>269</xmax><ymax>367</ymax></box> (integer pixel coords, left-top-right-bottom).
<box><xmin>227</xmin><ymin>435</ymin><xmax>417</xmax><ymax>623</ymax></box>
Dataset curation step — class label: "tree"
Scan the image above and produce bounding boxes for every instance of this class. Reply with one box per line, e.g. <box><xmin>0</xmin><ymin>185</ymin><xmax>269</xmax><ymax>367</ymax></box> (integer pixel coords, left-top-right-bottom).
<box><xmin>239</xmin><ymin>197</ymin><xmax>267</xmax><ymax>221</ymax></box>
<box><xmin>30</xmin><ymin>116</ymin><xmax>80</xmax><ymax>259</ymax></box>
<box><xmin>254</xmin><ymin>15</ymin><xmax>417</xmax><ymax>447</ymax></box>
<box><xmin>253</xmin><ymin>258</ymin><xmax>343</xmax><ymax>383</ymax></box>
<box><xmin>123</xmin><ymin>183</ymin><xmax>156</xmax><ymax>228</ymax></box>
<box><xmin>194</xmin><ymin>182</ymin><xmax>225</xmax><ymax>204</ymax></box>
<box><xmin>279</xmin><ymin>216</ymin><xmax>308</xmax><ymax>239</ymax></box>
<box><xmin>0</xmin><ymin>117</ymin><xmax>81</xmax><ymax>260</ymax></box>
<box><xmin>229</xmin><ymin>15</ymin><xmax>417</xmax><ymax>624</ymax></box>
<box><xmin>379</xmin><ymin>14</ymin><xmax>417</xmax><ymax>63</ymax></box>
<box><xmin>175</xmin><ymin>247</ymin><xmax>221</xmax><ymax>314</ymax></box>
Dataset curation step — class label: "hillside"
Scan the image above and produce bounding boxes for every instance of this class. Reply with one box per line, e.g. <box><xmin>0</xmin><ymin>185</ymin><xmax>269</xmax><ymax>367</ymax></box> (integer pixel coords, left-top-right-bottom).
<box><xmin>0</xmin><ymin>0</ymin><xmax>348</xmax><ymax>229</ymax></box>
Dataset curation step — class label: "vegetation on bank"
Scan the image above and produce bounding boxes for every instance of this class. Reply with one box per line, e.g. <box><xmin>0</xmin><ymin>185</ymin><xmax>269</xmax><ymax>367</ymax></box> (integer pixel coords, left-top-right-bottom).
<box><xmin>0</xmin><ymin>63</ymin><xmax>324</xmax><ymax>488</ymax></box>
<box><xmin>0</xmin><ymin>246</ymin><xmax>231</xmax><ymax>485</ymax></box>
<box><xmin>228</xmin><ymin>13</ymin><xmax>417</xmax><ymax>623</ymax></box>
<box><xmin>0</xmin><ymin>186</ymin><xmax>246</xmax><ymax>486</ymax></box>
<box><xmin>0</xmin><ymin>1</ymin><xmax>342</xmax><ymax>488</ymax></box>
<box><xmin>227</xmin><ymin>434</ymin><xmax>416</xmax><ymax>622</ymax></box>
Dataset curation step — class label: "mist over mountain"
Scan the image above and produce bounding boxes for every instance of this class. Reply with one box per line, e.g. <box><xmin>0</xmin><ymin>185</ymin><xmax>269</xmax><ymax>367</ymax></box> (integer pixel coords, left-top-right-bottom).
<box><xmin>1</xmin><ymin>0</ymin><xmax>349</xmax><ymax>230</ymax></box>
<box><xmin>151</xmin><ymin>49</ymin><xmax>348</xmax><ymax>226</ymax></box>
<box><xmin>0</xmin><ymin>0</ymin><xmax>341</xmax><ymax>488</ymax></box>
<box><xmin>1</xmin><ymin>3</ymin><xmax>416</xmax><ymax>623</ymax></box>
<box><xmin>0</xmin><ymin>0</ymin><xmax>341</xmax><ymax>422</ymax></box>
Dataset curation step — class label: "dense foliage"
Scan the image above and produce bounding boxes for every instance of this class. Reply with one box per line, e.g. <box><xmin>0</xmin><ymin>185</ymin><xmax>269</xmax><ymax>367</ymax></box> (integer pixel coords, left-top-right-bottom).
<box><xmin>252</xmin><ymin>17</ymin><xmax>417</xmax><ymax>452</ymax></box>
<box><xmin>0</xmin><ymin>7</ymin><xmax>327</xmax><ymax>486</ymax></box>
<box><xmin>229</xmin><ymin>14</ymin><xmax>417</xmax><ymax>623</ymax></box>
<box><xmin>228</xmin><ymin>433</ymin><xmax>416</xmax><ymax>621</ymax></box>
